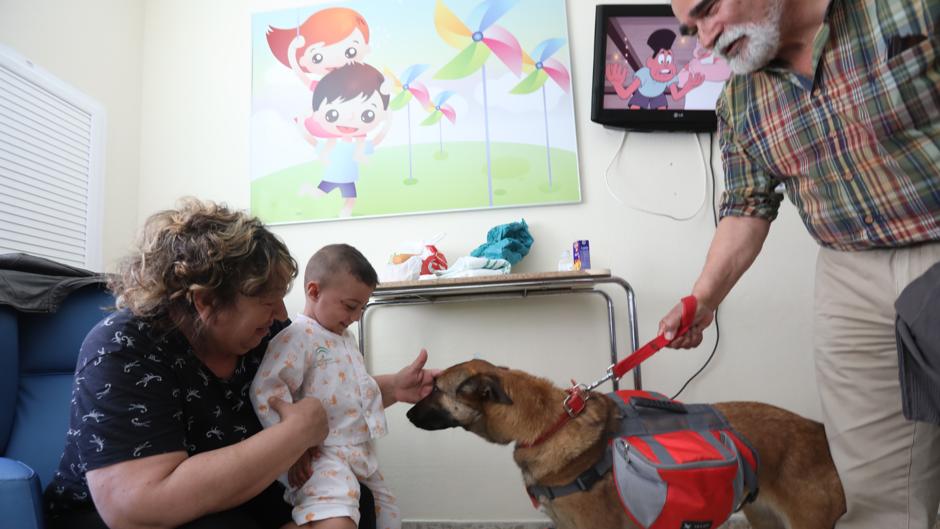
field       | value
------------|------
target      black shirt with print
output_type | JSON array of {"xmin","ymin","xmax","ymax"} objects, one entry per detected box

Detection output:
[{"xmin": 43, "ymin": 309, "xmax": 288, "ymax": 517}]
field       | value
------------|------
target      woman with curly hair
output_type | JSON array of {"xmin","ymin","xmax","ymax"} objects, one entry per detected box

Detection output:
[{"xmin": 42, "ymin": 199, "xmax": 434, "ymax": 529}]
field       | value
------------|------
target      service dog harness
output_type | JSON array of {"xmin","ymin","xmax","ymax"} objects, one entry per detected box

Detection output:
[{"xmin": 523, "ymin": 297, "xmax": 760, "ymax": 529}]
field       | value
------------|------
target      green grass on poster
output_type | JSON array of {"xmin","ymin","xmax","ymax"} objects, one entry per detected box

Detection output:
[{"xmin": 250, "ymin": 141, "xmax": 580, "ymax": 223}]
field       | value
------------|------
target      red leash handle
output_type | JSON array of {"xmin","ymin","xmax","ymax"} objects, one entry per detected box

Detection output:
[
  {"xmin": 675, "ymin": 295, "xmax": 697, "ymax": 338},
  {"xmin": 611, "ymin": 296, "xmax": 698, "ymax": 380},
  {"xmin": 521, "ymin": 296, "xmax": 698, "ymax": 447}
]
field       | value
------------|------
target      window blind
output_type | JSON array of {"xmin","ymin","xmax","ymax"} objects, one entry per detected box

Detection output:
[{"xmin": 0, "ymin": 44, "xmax": 105, "ymax": 270}]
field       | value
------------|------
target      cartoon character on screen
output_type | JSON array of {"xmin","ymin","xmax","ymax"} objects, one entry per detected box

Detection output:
[
  {"xmin": 605, "ymin": 28, "xmax": 704, "ymax": 109},
  {"xmin": 266, "ymin": 7, "xmax": 373, "ymax": 140},
  {"xmin": 297, "ymin": 63, "xmax": 392, "ymax": 218},
  {"xmin": 677, "ymin": 41, "xmax": 732, "ymax": 110}
]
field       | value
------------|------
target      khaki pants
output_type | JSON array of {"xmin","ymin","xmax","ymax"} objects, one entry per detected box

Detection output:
[{"xmin": 815, "ymin": 244, "xmax": 940, "ymax": 529}]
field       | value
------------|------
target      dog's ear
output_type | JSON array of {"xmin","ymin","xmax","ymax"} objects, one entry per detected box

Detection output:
[{"xmin": 457, "ymin": 374, "xmax": 513, "ymax": 405}]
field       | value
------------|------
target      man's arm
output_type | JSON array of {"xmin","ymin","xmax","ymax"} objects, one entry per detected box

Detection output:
[{"xmin": 659, "ymin": 215, "xmax": 771, "ymax": 348}]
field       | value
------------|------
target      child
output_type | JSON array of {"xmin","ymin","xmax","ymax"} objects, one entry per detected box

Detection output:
[
  {"xmin": 296, "ymin": 63, "xmax": 393, "ymax": 217},
  {"xmin": 250, "ymin": 244, "xmax": 401, "ymax": 529}
]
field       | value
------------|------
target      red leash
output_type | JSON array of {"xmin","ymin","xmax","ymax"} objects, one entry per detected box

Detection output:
[
  {"xmin": 518, "ymin": 296, "xmax": 698, "ymax": 449},
  {"xmin": 610, "ymin": 295, "xmax": 698, "ymax": 380}
]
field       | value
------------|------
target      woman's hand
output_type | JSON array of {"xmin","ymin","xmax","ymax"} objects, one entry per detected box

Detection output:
[{"xmin": 268, "ymin": 396, "xmax": 328, "ymax": 446}]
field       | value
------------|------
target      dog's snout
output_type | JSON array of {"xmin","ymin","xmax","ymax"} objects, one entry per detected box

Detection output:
[
  {"xmin": 405, "ymin": 404, "xmax": 427, "ymax": 426},
  {"xmin": 407, "ymin": 398, "xmax": 461, "ymax": 431}
]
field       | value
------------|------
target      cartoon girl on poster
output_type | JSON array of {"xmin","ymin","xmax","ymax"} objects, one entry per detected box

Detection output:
[{"xmin": 266, "ymin": 7, "xmax": 373, "ymax": 139}]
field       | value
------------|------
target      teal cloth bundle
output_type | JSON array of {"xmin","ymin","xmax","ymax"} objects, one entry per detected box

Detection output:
[{"xmin": 470, "ymin": 219, "xmax": 533, "ymax": 265}]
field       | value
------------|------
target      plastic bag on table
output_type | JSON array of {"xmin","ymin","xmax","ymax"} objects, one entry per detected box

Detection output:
[{"xmin": 380, "ymin": 236, "xmax": 448, "ymax": 283}]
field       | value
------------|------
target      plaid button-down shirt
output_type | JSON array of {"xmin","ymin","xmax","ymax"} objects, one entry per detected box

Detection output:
[{"xmin": 717, "ymin": 0, "xmax": 940, "ymax": 250}]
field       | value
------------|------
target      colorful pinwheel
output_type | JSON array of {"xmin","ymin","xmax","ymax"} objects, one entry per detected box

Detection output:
[
  {"xmin": 433, "ymin": 0, "xmax": 522, "ymax": 206},
  {"xmin": 511, "ymin": 37, "xmax": 570, "ymax": 189},
  {"xmin": 420, "ymin": 90, "xmax": 457, "ymax": 158},
  {"xmin": 386, "ymin": 64, "xmax": 431, "ymax": 184},
  {"xmin": 388, "ymin": 64, "xmax": 431, "ymax": 111}
]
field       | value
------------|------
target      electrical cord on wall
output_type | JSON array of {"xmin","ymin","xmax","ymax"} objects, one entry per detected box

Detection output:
[
  {"xmin": 604, "ymin": 130, "xmax": 723, "ymax": 398},
  {"xmin": 603, "ymin": 130, "xmax": 709, "ymax": 221},
  {"xmin": 671, "ymin": 132, "xmax": 721, "ymax": 400}
]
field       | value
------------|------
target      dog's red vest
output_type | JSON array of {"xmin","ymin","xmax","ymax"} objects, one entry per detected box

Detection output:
[
  {"xmin": 527, "ymin": 390, "xmax": 759, "ymax": 529},
  {"xmin": 612, "ymin": 390, "xmax": 759, "ymax": 529}
]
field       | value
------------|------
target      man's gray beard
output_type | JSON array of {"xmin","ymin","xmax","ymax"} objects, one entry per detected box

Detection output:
[{"xmin": 714, "ymin": 0, "xmax": 784, "ymax": 74}]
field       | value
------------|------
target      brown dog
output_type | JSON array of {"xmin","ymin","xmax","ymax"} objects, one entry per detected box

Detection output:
[{"xmin": 407, "ymin": 359, "xmax": 845, "ymax": 529}]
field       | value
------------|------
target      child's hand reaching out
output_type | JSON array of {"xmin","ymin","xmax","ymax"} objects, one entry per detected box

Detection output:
[{"xmin": 391, "ymin": 349, "xmax": 440, "ymax": 405}]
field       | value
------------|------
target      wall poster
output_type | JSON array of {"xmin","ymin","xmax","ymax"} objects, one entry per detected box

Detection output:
[{"xmin": 250, "ymin": 0, "xmax": 580, "ymax": 222}]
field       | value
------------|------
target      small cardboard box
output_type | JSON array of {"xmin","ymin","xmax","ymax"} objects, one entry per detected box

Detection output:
[{"xmin": 572, "ymin": 240, "xmax": 591, "ymax": 270}]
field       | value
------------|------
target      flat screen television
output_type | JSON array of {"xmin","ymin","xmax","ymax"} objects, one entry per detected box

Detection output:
[{"xmin": 591, "ymin": 4, "xmax": 731, "ymax": 132}]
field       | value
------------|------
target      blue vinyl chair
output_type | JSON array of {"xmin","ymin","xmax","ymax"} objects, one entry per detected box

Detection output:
[{"xmin": 0, "ymin": 283, "xmax": 112, "ymax": 529}]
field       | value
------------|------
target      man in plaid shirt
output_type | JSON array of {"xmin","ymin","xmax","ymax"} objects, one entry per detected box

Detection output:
[{"xmin": 658, "ymin": 0, "xmax": 940, "ymax": 527}]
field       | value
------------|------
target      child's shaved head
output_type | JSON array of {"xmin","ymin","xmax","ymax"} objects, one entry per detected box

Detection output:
[{"xmin": 305, "ymin": 243, "xmax": 378, "ymax": 289}]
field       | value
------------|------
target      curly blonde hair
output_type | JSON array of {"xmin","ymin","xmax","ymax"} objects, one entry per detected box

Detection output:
[{"xmin": 110, "ymin": 198, "xmax": 297, "ymax": 329}]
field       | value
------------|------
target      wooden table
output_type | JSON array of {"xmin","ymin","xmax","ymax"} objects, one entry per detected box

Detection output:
[{"xmin": 359, "ymin": 269, "xmax": 641, "ymax": 390}]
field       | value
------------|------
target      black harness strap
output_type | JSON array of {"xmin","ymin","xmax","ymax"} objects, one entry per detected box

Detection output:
[{"xmin": 526, "ymin": 448, "xmax": 613, "ymax": 501}]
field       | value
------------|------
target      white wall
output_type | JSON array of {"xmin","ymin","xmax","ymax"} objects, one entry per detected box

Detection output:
[
  {"xmin": 0, "ymin": 0, "xmax": 145, "ymax": 269},
  {"xmin": 11, "ymin": 0, "xmax": 820, "ymax": 523}
]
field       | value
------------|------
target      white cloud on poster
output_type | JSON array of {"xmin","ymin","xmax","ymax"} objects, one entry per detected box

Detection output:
[{"xmin": 250, "ymin": 110, "xmax": 316, "ymax": 180}]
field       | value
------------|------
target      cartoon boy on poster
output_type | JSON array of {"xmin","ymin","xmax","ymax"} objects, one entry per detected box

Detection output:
[{"xmin": 296, "ymin": 63, "xmax": 392, "ymax": 217}]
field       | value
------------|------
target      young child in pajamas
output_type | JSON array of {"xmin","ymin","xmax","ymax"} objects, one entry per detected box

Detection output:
[{"xmin": 251, "ymin": 244, "xmax": 428, "ymax": 529}]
